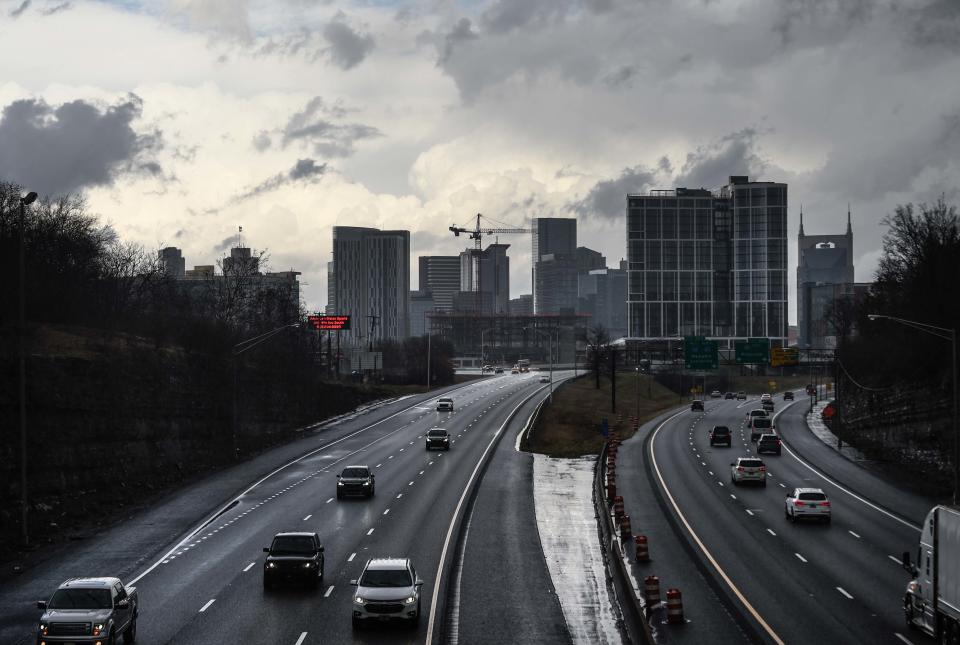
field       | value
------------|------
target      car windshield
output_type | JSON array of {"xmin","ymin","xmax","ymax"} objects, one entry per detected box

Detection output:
[
  {"xmin": 439, "ymin": 398, "xmax": 452, "ymax": 403},
  {"xmin": 799, "ymin": 492, "xmax": 827, "ymax": 501},
  {"xmin": 750, "ymin": 410, "xmax": 766, "ymax": 416},
  {"xmin": 758, "ymin": 435, "xmax": 778, "ymax": 442},
  {"xmin": 271, "ymin": 536, "xmax": 315, "ymax": 555},
  {"xmin": 428, "ymin": 430, "xmax": 447, "ymax": 437},
  {"xmin": 361, "ymin": 568, "xmax": 412, "ymax": 587},
  {"xmin": 712, "ymin": 427, "xmax": 730, "ymax": 434},
  {"xmin": 739, "ymin": 460, "xmax": 763, "ymax": 467},
  {"xmin": 48, "ymin": 588, "xmax": 112, "ymax": 609},
  {"xmin": 342, "ymin": 468, "xmax": 369, "ymax": 478},
  {"xmin": 752, "ymin": 418, "xmax": 772, "ymax": 428}
]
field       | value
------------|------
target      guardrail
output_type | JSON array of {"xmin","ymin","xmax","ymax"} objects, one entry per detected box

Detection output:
[{"xmin": 593, "ymin": 439, "xmax": 656, "ymax": 644}]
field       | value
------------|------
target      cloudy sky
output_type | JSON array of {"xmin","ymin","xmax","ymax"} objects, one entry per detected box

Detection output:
[{"xmin": 1, "ymin": 0, "xmax": 958, "ymax": 323}]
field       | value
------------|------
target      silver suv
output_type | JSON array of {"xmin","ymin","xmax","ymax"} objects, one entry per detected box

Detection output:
[
  {"xmin": 351, "ymin": 558, "xmax": 423, "ymax": 628},
  {"xmin": 730, "ymin": 457, "xmax": 767, "ymax": 486}
]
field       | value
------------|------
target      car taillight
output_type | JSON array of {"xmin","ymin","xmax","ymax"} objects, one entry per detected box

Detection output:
[
  {"xmin": 821, "ymin": 501, "xmax": 830, "ymax": 507},
  {"xmin": 795, "ymin": 501, "xmax": 804, "ymax": 507},
  {"xmin": 759, "ymin": 466, "xmax": 766, "ymax": 471},
  {"xmin": 737, "ymin": 467, "xmax": 744, "ymax": 471}
]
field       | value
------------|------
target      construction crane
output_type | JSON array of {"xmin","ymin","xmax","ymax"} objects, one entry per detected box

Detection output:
[
  {"xmin": 449, "ymin": 213, "xmax": 533, "ymax": 315},
  {"xmin": 449, "ymin": 213, "xmax": 531, "ymax": 250}
]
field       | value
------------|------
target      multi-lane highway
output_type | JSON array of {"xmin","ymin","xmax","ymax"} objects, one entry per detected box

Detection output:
[
  {"xmin": 619, "ymin": 391, "xmax": 935, "ymax": 645},
  {"xmin": 1, "ymin": 372, "xmax": 570, "ymax": 645}
]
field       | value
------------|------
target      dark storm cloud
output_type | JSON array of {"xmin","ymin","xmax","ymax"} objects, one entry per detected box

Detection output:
[
  {"xmin": 439, "ymin": 18, "xmax": 478, "ymax": 64},
  {"xmin": 222, "ymin": 158, "xmax": 327, "ymax": 208},
  {"xmin": 675, "ymin": 129, "xmax": 767, "ymax": 190},
  {"xmin": 323, "ymin": 12, "xmax": 375, "ymax": 70},
  {"xmin": 0, "ymin": 95, "xmax": 163, "ymax": 196},
  {"xmin": 571, "ymin": 165, "xmax": 657, "ymax": 219},
  {"xmin": 10, "ymin": 0, "xmax": 30, "ymax": 17},
  {"xmin": 480, "ymin": 0, "xmax": 570, "ymax": 35},
  {"xmin": 252, "ymin": 96, "xmax": 380, "ymax": 158}
]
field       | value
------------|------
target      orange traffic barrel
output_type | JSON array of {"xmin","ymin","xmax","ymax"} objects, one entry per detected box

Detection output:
[
  {"xmin": 666, "ymin": 588, "xmax": 684, "ymax": 624},
  {"xmin": 635, "ymin": 534, "xmax": 650, "ymax": 562},
  {"xmin": 644, "ymin": 575, "xmax": 661, "ymax": 606}
]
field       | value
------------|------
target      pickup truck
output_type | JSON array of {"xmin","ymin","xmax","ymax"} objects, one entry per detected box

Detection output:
[
  {"xmin": 903, "ymin": 505, "xmax": 960, "ymax": 640},
  {"xmin": 37, "ymin": 577, "xmax": 138, "ymax": 644}
]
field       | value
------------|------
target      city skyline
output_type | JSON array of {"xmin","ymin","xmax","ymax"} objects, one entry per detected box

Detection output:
[{"xmin": 2, "ymin": 1, "xmax": 957, "ymax": 322}]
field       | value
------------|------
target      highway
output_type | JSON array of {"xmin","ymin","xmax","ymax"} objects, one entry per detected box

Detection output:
[
  {"xmin": 619, "ymin": 392, "xmax": 935, "ymax": 645},
  {"xmin": 1, "ymin": 372, "xmax": 570, "ymax": 645}
]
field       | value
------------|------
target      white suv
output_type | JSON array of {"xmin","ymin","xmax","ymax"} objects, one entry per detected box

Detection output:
[
  {"xmin": 351, "ymin": 558, "xmax": 423, "ymax": 628},
  {"xmin": 730, "ymin": 457, "xmax": 767, "ymax": 486},
  {"xmin": 785, "ymin": 488, "xmax": 831, "ymax": 523},
  {"xmin": 436, "ymin": 397, "xmax": 453, "ymax": 412}
]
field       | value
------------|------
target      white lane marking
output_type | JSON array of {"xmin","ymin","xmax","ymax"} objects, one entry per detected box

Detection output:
[
  {"xmin": 836, "ymin": 587, "xmax": 853, "ymax": 599},
  {"xmin": 767, "ymin": 529, "xmax": 776, "ymax": 536},
  {"xmin": 326, "ymin": 498, "xmax": 334, "ymax": 504},
  {"xmin": 303, "ymin": 514, "xmax": 312, "ymax": 521},
  {"xmin": 383, "ymin": 508, "xmax": 390, "ymax": 515},
  {"xmin": 323, "ymin": 586, "xmax": 334, "ymax": 598},
  {"xmin": 409, "ymin": 481, "xmax": 415, "ymax": 486},
  {"xmin": 420, "ymin": 470, "xmax": 425, "ymax": 475},
  {"xmin": 718, "ymin": 482, "xmax": 724, "ymax": 487},
  {"xmin": 746, "ymin": 510, "xmax": 754, "ymax": 516},
  {"xmin": 773, "ymin": 403, "xmax": 921, "ymax": 533},
  {"xmin": 243, "ymin": 562, "xmax": 256, "ymax": 572},
  {"xmin": 778, "ymin": 483, "xmax": 786, "ymax": 488},
  {"xmin": 367, "ymin": 528, "xmax": 375, "ymax": 536},
  {"xmin": 397, "ymin": 493, "xmax": 403, "ymax": 499},
  {"xmin": 730, "ymin": 494, "xmax": 737, "ymax": 500},
  {"xmin": 848, "ymin": 530, "xmax": 861, "ymax": 539},
  {"xmin": 649, "ymin": 409, "xmax": 786, "ymax": 645},
  {"xmin": 426, "ymin": 379, "xmax": 560, "ymax": 643},
  {"xmin": 895, "ymin": 633, "xmax": 915, "ymax": 645},
  {"xmin": 889, "ymin": 555, "xmax": 904, "ymax": 565},
  {"xmin": 376, "ymin": 463, "xmax": 382, "ymax": 468},
  {"xmin": 389, "ymin": 455, "xmax": 395, "ymax": 459},
  {"xmin": 295, "ymin": 632, "xmax": 308, "ymax": 645},
  {"xmin": 795, "ymin": 553, "xmax": 807, "ymax": 563},
  {"xmin": 348, "ymin": 552, "xmax": 356, "ymax": 562},
  {"xmin": 199, "ymin": 599, "xmax": 216, "ymax": 613}
]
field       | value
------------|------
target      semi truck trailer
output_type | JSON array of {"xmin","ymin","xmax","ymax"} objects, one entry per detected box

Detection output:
[{"xmin": 903, "ymin": 505, "xmax": 960, "ymax": 642}]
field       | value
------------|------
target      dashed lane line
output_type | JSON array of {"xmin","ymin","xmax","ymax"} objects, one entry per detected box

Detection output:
[
  {"xmin": 767, "ymin": 529, "xmax": 776, "ymax": 536},
  {"xmin": 199, "ymin": 599, "xmax": 216, "ymax": 613},
  {"xmin": 836, "ymin": 587, "xmax": 853, "ymax": 599},
  {"xmin": 348, "ymin": 553, "xmax": 356, "ymax": 562},
  {"xmin": 303, "ymin": 514, "xmax": 312, "ymax": 521},
  {"xmin": 324, "ymin": 586, "xmax": 334, "ymax": 598},
  {"xmin": 243, "ymin": 562, "xmax": 255, "ymax": 572},
  {"xmin": 848, "ymin": 530, "xmax": 861, "ymax": 539},
  {"xmin": 795, "ymin": 553, "xmax": 807, "ymax": 563},
  {"xmin": 295, "ymin": 632, "xmax": 308, "ymax": 645},
  {"xmin": 367, "ymin": 528, "xmax": 375, "ymax": 536}
]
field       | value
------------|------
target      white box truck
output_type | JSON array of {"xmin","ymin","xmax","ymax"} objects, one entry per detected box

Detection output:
[{"xmin": 903, "ymin": 505, "xmax": 960, "ymax": 640}]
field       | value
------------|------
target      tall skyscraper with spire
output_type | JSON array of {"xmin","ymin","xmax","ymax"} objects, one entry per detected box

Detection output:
[{"xmin": 796, "ymin": 206, "xmax": 855, "ymax": 349}]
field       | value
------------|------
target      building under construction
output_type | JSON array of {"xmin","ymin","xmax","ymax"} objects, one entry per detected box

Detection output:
[{"xmin": 427, "ymin": 312, "xmax": 591, "ymax": 365}]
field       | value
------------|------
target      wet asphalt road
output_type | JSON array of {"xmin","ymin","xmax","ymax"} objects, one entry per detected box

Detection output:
[
  {"xmin": 618, "ymin": 392, "xmax": 936, "ymax": 645},
  {"xmin": 1, "ymin": 373, "xmax": 570, "ymax": 645}
]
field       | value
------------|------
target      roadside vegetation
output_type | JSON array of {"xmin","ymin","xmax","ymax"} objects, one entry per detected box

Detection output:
[{"xmin": 525, "ymin": 373, "xmax": 679, "ymax": 458}]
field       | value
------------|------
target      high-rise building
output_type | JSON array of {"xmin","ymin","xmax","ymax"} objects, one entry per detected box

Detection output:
[
  {"xmin": 575, "ymin": 247, "xmax": 606, "ymax": 273},
  {"xmin": 579, "ymin": 263, "xmax": 628, "ymax": 339},
  {"xmin": 532, "ymin": 218, "xmax": 577, "ymax": 313},
  {"xmin": 418, "ymin": 256, "xmax": 460, "ymax": 312},
  {"xmin": 509, "ymin": 294, "xmax": 533, "ymax": 316},
  {"xmin": 626, "ymin": 176, "xmax": 788, "ymax": 346},
  {"xmin": 159, "ymin": 247, "xmax": 185, "ymax": 278},
  {"xmin": 797, "ymin": 209, "xmax": 856, "ymax": 349},
  {"xmin": 409, "ymin": 290, "xmax": 434, "ymax": 337},
  {"xmin": 458, "ymin": 243, "xmax": 510, "ymax": 314},
  {"xmin": 535, "ymin": 253, "xmax": 579, "ymax": 314},
  {"xmin": 332, "ymin": 226, "xmax": 410, "ymax": 346}
]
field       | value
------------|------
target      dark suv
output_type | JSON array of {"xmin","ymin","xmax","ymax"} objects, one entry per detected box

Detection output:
[
  {"xmin": 691, "ymin": 399, "xmax": 704, "ymax": 411},
  {"xmin": 709, "ymin": 426, "xmax": 731, "ymax": 447},
  {"xmin": 756, "ymin": 433, "xmax": 782, "ymax": 455},
  {"xmin": 426, "ymin": 428, "xmax": 450, "ymax": 451},
  {"xmin": 783, "ymin": 391, "xmax": 794, "ymax": 401},
  {"xmin": 337, "ymin": 466, "xmax": 375, "ymax": 499},
  {"xmin": 263, "ymin": 532, "xmax": 324, "ymax": 589}
]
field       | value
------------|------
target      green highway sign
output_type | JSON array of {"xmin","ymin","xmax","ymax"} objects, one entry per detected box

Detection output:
[
  {"xmin": 735, "ymin": 338, "xmax": 769, "ymax": 364},
  {"xmin": 684, "ymin": 336, "xmax": 719, "ymax": 370}
]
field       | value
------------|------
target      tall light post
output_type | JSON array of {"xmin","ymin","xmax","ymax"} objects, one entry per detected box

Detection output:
[
  {"xmin": 527, "ymin": 327, "xmax": 557, "ymax": 400},
  {"xmin": 233, "ymin": 322, "xmax": 299, "ymax": 459},
  {"xmin": 18, "ymin": 190, "xmax": 37, "ymax": 546},
  {"xmin": 868, "ymin": 313, "xmax": 958, "ymax": 504},
  {"xmin": 480, "ymin": 328, "xmax": 494, "ymax": 371}
]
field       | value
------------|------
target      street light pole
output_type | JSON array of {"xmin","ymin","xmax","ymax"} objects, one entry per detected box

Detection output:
[
  {"xmin": 18, "ymin": 191, "xmax": 37, "ymax": 546},
  {"xmin": 869, "ymin": 313, "xmax": 958, "ymax": 504}
]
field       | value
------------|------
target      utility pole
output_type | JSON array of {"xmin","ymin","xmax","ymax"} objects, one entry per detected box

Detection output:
[
  {"xmin": 611, "ymin": 348, "xmax": 617, "ymax": 413},
  {"xmin": 18, "ymin": 191, "xmax": 37, "ymax": 546}
]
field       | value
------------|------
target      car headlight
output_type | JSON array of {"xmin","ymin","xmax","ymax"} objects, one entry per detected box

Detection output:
[
  {"xmin": 93, "ymin": 623, "xmax": 105, "ymax": 636},
  {"xmin": 404, "ymin": 596, "xmax": 417, "ymax": 605},
  {"xmin": 354, "ymin": 596, "xmax": 365, "ymax": 604},
  {"xmin": 303, "ymin": 562, "xmax": 314, "ymax": 568},
  {"xmin": 266, "ymin": 562, "xmax": 277, "ymax": 568},
  {"xmin": 39, "ymin": 623, "xmax": 48, "ymax": 635},
  {"xmin": 363, "ymin": 481, "xmax": 370, "ymax": 486},
  {"xmin": 337, "ymin": 481, "xmax": 344, "ymax": 486}
]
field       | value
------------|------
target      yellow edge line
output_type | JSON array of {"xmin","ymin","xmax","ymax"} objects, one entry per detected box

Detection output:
[{"xmin": 649, "ymin": 409, "xmax": 786, "ymax": 645}]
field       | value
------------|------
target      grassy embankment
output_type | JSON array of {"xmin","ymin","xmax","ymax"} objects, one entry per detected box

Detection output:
[{"xmin": 525, "ymin": 373, "xmax": 680, "ymax": 458}]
